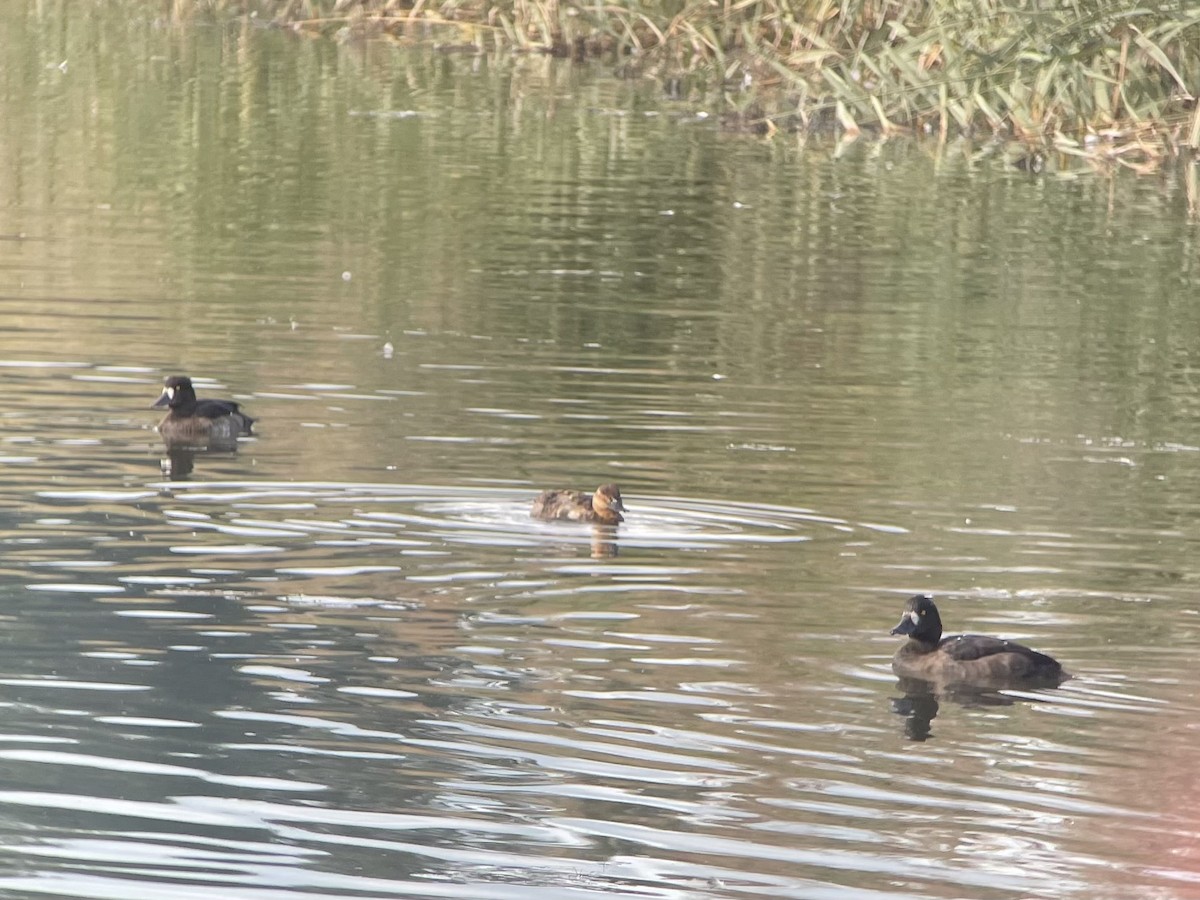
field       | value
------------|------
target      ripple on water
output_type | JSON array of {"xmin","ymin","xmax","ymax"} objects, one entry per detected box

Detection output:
[
  {"xmin": 0, "ymin": 478, "xmax": 1174, "ymax": 899},
  {"xmin": 138, "ymin": 481, "xmax": 886, "ymax": 555},
  {"xmin": 14, "ymin": 480, "xmax": 882, "ymax": 610}
]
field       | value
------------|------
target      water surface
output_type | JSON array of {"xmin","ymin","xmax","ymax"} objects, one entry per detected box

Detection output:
[{"xmin": 0, "ymin": 4, "xmax": 1199, "ymax": 898}]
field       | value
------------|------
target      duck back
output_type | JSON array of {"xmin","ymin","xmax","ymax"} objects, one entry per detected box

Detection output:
[
  {"xmin": 893, "ymin": 634, "xmax": 1065, "ymax": 684},
  {"xmin": 531, "ymin": 490, "xmax": 595, "ymax": 522},
  {"xmin": 937, "ymin": 634, "xmax": 1064, "ymax": 679}
]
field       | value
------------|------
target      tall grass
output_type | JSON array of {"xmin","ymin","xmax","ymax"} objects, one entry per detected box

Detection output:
[{"xmin": 170, "ymin": 0, "xmax": 1200, "ymax": 160}]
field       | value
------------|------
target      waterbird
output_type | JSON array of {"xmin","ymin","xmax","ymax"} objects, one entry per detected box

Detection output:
[
  {"xmin": 152, "ymin": 375, "xmax": 255, "ymax": 449},
  {"xmin": 530, "ymin": 483, "xmax": 625, "ymax": 525},
  {"xmin": 890, "ymin": 594, "xmax": 1066, "ymax": 686}
]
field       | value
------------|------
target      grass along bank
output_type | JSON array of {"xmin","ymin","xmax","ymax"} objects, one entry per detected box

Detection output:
[{"xmin": 175, "ymin": 0, "xmax": 1200, "ymax": 169}]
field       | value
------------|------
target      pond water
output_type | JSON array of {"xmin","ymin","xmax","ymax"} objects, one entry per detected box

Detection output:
[{"xmin": 1, "ymin": 3, "xmax": 1200, "ymax": 898}]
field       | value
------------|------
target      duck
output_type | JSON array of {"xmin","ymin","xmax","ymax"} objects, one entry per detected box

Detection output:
[
  {"xmin": 152, "ymin": 375, "xmax": 254, "ymax": 449},
  {"xmin": 889, "ymin": 594, "xmax": 1066, "ymax": 685},
  {"xmin": 530, "ymin": 483, "xmax": 625, "ymax": 525}
]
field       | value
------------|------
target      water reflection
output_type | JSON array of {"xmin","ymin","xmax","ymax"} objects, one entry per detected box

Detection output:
[
  {"xmin": 590, "ymin": 525, "xmax": 619, "ymax": 559},
  {"xmin": 159, "ymin": 446, "xmax": 247, "ymax": 480},
  {"xmin": 0, "ymin": 351, "xmax": 1185, "ymax": 895},
  {"xmin": 0, "ymin": 459, "xmax": 1189, "ymax": 898},
  {"xmin": 532, "ymin": 520, "xmax": 624, "ymax": 558},
  {"xmin": 5, "ymin": 1, "xmax": 1200, "ymax": 895},
  {"xmin": 890, "ymin": 677, "xmax": 1061, "ymax": 742}
]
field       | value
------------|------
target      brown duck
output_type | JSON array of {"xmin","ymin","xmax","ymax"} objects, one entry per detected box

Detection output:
[{"xmin": 530, "ymin": 483, "xmax": 625, "ymax": 525}]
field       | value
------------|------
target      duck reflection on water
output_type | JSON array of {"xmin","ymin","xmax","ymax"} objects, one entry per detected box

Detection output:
[
  {"xmin": 159, "ymin": 445, "xmax": 248, "ymax": 480},
  {"xmin": 891, "ymin": 677, "xmax": 1043, "ymax": 741},
  {"xmin": 589, "ymin": 525, "xmax": 619, "ymax": 559}
]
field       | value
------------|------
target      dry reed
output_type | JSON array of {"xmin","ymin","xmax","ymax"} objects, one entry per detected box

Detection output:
[{"xmin": 166, "ymin": 0, "xmax": 1200, "ymax": 165}]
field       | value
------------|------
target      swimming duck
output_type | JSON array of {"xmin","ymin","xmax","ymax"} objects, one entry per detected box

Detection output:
[
  {"xmin": 530, "ymin": 483, "xmax": 625, "ymax": 525},
  {"xmin": 890, "ymin": 594, "xmax": 1066, "ymax": 685},
  {"xmin": 152, "ymin": 375, "xmax": 254, "ymax": 449}
]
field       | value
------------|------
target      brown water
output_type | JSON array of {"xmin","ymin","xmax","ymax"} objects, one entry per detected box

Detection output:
[{"xmin": 0, "ymin": 4, "xmax": 1199, "ymax": 899}]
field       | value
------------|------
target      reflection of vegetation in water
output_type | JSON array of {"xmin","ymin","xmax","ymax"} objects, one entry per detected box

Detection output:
[{"xmin": 170, "ymin": 0, "xmax": 1200, "ymax": 163}]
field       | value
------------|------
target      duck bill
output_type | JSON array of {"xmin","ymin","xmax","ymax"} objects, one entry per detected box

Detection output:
[
  {"xmin": 152, "ymin": 389, "xmax": 171, "ymax": 409},
  {"xmin": 890, "ymin": 611, "xmax": 918, "ymax": 636}
]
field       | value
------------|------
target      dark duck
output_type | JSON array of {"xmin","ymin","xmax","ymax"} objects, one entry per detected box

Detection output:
[
  {"xmin": 153, "ymin": 375, "xmax": 255, "ymax": 449},
  {"xmin": 890, "ymin": 594, "xmax": 1066, "ymax": 686},
  {"xmin": 530, "ymin": 483, "xmax": 625, "ymax": 525}
]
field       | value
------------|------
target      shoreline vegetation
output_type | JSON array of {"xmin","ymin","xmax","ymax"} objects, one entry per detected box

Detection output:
[{"xmin": 174, "ymin": 1, "xmax": 1199, "ymax": 171}]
